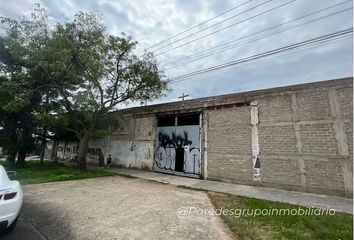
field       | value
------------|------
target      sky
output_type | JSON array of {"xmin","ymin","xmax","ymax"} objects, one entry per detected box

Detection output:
[{"xmin": 0, "ymin": 0, "xmax": 353, "ymax": 106}]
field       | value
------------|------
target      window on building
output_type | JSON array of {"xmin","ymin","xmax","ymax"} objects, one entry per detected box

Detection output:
[
  {"xmin": 157, "ymin": 116, "xmax": 175, "ymax": 127},
  {"xmin": 177, "ymin": 113, "xmax": 200, "ymax": 126},
  {"xmin": 157, "ymin": 113, "xmax": 200, "ymax": 126}
]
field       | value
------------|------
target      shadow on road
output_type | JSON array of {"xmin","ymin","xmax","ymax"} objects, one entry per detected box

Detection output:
[
  {"xmin": 1, "ymin": 219, "xmax": 46, "ymax": 240},
  {"xmin": 3, "ymin": 199, "xmax": 74, "ymax": 240}
]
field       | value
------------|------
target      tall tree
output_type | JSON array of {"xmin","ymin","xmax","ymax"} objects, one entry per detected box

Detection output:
[
  {"xmin": 44, "ymin": 12, "xmax": 168, "ymax": 170},
  {"xmin": 0, "ymin": 4, "xmax": 55, "ymax": 167},
  {"xmin": 0, "ymin": 76, "xmax": 19, "ymax": 163},
  {"xmin": 1, "ymin": 6, "xmax": 167, "ymax": 169}
]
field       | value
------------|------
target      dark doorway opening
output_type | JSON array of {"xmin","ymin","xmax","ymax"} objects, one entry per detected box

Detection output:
[{"xmin": 175, "ymin": 148, "xmax": 184, "ymax": 172}]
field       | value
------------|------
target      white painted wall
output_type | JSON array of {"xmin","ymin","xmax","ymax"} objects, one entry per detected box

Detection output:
[
  {"xmin": 54, "ymin": 138, "xmax": 154, "ymax": 169},
  {"xmin": 52, "ymin": 115, "xmax": 156, "ymax": 170}
]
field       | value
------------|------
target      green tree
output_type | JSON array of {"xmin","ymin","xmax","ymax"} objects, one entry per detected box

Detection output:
[
  {"xmin": 0, "ymin": 76, "xmax": 19, "ymax": 163},
  {"xmin": 47, "ymin": 12, "xmax": 168, "ymax": 170},
  {"xmin": 0, "ymin": 4, "xmax": 57, "ymax": 167},
  {"xmin": 0, "ymin": 5, "xmax": 167, "ymax": 170}
]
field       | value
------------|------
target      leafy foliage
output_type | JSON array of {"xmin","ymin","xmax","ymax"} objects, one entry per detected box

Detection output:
[{"xmin": 0, "ymin": 4, "xmax": 168, "ymax": 169}]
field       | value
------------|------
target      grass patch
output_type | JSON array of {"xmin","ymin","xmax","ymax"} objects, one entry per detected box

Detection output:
[
  {"xmin": 0, "ymin": 160, "xmax": 117, "ymax": 184},
  {"xmin": 208, "ymin": 192, "xmax": 353, "ymax": 240}
]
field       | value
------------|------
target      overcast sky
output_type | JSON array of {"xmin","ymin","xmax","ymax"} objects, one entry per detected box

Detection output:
[{"xmin": 0, "ymin": 0, "xmax": 353, "ymax": 106}]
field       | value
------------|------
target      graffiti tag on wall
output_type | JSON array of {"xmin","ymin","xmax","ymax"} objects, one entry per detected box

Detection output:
[
  {"xmin": 56, "ymin": 143, "xmax": 103, "ymax": 161},
  {"xmin": 154, "ymin": 126, "xmax": 200, "ymax": 175}
]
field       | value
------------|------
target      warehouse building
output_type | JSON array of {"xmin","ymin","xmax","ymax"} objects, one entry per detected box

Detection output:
[{"xmin": 50, "ymin": 77, "xmax": 353, "ymax": 197}]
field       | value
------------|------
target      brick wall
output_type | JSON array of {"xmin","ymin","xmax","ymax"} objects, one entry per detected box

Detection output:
[
  {"xmin": 207, "ymin": 106, "xmax": 254, "ymax": 184},
  {"xmin": 206, "ymin": 80, "xmax": 353, "ymax": 197}
]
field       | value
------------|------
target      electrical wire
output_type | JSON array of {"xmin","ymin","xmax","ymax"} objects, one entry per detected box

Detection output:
[
  {"xmin": 151, "ymin": 0, "xmax": 273, "ymax": 53},
  {"xmin": 164, "ymin": 7, "xmax": 352, "ymax": 69},
  {"xmin": 167, "ymin": 28, "xmax": 353, "ymax": 83},
  {"xmin": 154, "ymin": 0, "xmax": 297, "ymax": 56},
  {"xmin": 146, "ymin": 0, "xmax": 254, "ymax": 50},
  {"xmin": 163, "ymin": 0, "xmax": 352, "ymax": 67}
]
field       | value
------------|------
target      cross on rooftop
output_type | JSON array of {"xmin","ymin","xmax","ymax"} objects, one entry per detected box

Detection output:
[{"xmin": 178, "ymin": 93, "xmax": 189, "ymax": 102}]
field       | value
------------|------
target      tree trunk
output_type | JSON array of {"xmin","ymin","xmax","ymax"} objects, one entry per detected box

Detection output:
[
  {"xmin": 51, "ymin": 140, "xmax": 59, "ymax": 161},
  {"xmin": 40, "ymin": 94, "xmax": 49, "ymax": 165},
  {"xmin": 39, "ymin": 132, "xmax": 47, "ymax": 165},
  {"xmin": 77, "ymin": 131, "xmax": 90, "ymax": 170},
  {"xmin": 16, "ymin": 150, "xmax": 26, "ymax": 168},
  {"xmin": 4, "ymin": 114, "xmax": 18, "ymax": 165}
]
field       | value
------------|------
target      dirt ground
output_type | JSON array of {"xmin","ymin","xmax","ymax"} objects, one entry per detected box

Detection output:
[{"xmin": 18, "ymin": 176, "xmax": 232, "ymax": 240}]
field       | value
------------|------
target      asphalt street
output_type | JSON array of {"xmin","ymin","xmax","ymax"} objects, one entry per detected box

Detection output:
[
  {"xmin": 2, "ymin": 176, "xmax": 232, "ymax": 240},
  {"xmin": 2, "ymin": 219, "xmax": 46, "ymax": 240}
]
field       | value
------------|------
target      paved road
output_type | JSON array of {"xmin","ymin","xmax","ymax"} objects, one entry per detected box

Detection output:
[
  {"xmin": 105, "ymin": 167, "xmax": 353, "ymax": 214},
  {"xmin": 2, "ymin": 219, "xmax": 46, "ymax": 240},
  {"xmin": 11, "ymin": 176, "xmax": 231, "ymax": 240}
]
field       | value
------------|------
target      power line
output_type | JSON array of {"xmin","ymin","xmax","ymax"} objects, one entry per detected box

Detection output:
[
  {"xmin": 170, "ymin": 29, "xmax": 352, "ymax": 82},
  {"xmin": 169, "ymin": 30, "xmax": 352, "ymax": 82},
  {"xmin": 163, "ymin": 0, "xmax": 352, "ymax": 67},
  {"xmin": 171, "ymin": 35, "xmax": 352, "ymax": 84},
  {"xmin": 169, "ymin": 36, "xmax": 351, "ymax": 83},
  {"xmin": 146, "ymin": 0, "xmax": 254, "ymax": 50},
  {"xmin": 164, "ymin": 7, "xmax": 352, "ymax": 69},
  {"xmin": 168, "ymin": 28, "xmax": 353, "ymax": 83},
  {"xmin": 154, "ymin": 0, "xmax": 297, "ymax": 56},
  {"xmin": 151, "ymin": 0, "xmax": 273, "ymax": 53}
]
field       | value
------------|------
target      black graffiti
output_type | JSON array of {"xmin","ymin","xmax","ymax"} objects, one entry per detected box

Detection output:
[
  {"xmin": 154, "ymin": 146, "xmax": 201, "ymax": 174},
  {"xmin": 154, "ymin": 131, "xmax": 193, "ymax": 171},
  {"xmin": 154, "ymin": 128, "xmax": 201, "ymax": 174},
  {"xmin": 254, "ymin": 157, "xmax": 260, "ymax": 168},
  {"xmin": 158, "ymin": 131, "xmax": 192, "ymax": 148}
]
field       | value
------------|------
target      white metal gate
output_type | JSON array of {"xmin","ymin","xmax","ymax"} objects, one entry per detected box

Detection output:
[{"xmin": 154, "ymin": 125, "xmax": 200, "ymax": 176}]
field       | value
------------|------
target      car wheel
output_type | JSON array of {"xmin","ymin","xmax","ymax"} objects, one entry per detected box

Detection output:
[{"xmin": 2, "ymin": 216, "xmax": 18, "ymax": 234}]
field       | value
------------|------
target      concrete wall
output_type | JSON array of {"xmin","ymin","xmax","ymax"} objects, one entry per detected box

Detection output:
[
  {"xmin": 57, "ymin": 140, "xmax": 78, "ymax": 161},
  {"xmin": 98, "ymin": 115, "xmax": 156, "ymax": 169},
  {"xmin": 54, "ymin": 115, "xmax": 156, "ymax": 170},
  {"xmin": 206, "ymin": 80, "xmax": 353, "ymax": 197}
]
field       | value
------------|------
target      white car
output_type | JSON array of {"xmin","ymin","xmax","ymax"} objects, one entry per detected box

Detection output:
[{"xmin": 0, "ymin": 165, "xmax": 23, "ymax": 234}]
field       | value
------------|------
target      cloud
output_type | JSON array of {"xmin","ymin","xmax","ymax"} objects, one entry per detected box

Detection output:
[{"xmin": 0, "ymin": 0, "xmax": 352, "ymax": 106}]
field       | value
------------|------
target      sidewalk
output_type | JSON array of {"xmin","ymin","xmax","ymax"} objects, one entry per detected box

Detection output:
[{"xmin": 94, "ymin": 166, "xmax": 353, "ymax": 214}]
